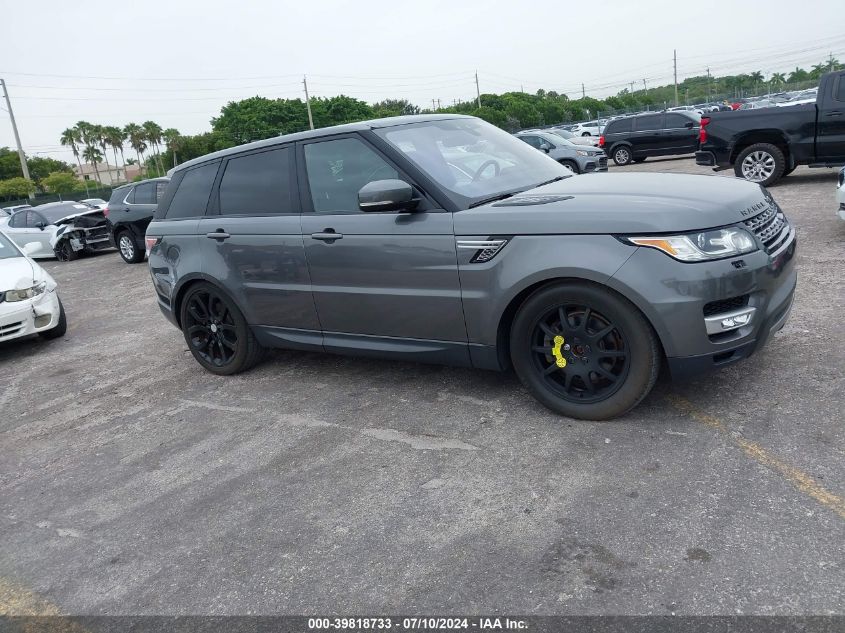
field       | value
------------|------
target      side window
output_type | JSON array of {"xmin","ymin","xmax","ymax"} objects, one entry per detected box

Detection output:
[
  {"xmin": 520, "ymin": 135, "xmax": 542, "ymax": 149},
  {"xmin": 165, "ymin": 161, "xmax": 220, "ymax": 219},
  {"xmin": 126, "ymin": 187, "xmax": 136, "ymax": 204},
  {"xmin": 304, "ymin": 137, "xmax": 398, "ymax": 214},
  {"xmin": 9, "ymin": 212, "xmax": 23, "ymax": 228},
  {"xmin": 665, "ymin": 113, "xmax": 693, "ymax": 128},
  {"xmin": 607, "ymin": 118, "xmax": 633, "ymax": 134},
  {"xmin": 25, "ymin": 211, "xmax": 42, "ymax": 228},
  {"xmin": 133, "ymin": 182, "xmax": 155, "ymax": 204},
  {"xmin": 219, "ymin": 147, "xmax": 294, "ymax": 215},
  {"xmin": 155, "ymin": 181, "xmax": 168, "ymax": 202},
  {"xmin": 636, "ymin": 115, "xmax": 664, "ymax": 131},
  {"xmin": 835, "ymin": 76, "xmax": 845, "ymax": 102}
]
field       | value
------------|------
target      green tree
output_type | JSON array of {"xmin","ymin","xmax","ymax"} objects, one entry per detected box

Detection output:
[
  {"xmin": 142, "ymin": 121, "xmax": 165, "ymax": 174},
  {"xmin": 372, "ymin": 99, "xmax": 420, "ymax": 118},
  {"xmin": 103, "ymin": 126, "xmax": 126, "ymax": 177},
  {"xmin": 124, "ymin": 123, "xmax": 148, "ymax": 176},
  {"xmin": 0, "ymin": 177, "xmax": 37, "ymax": 201},
  {"xmin": 76, "ymin": 121, "xmax": 103, "ymax": 184},
  {"xmin": 162, "ymin": 127, "xmax": 181, "ymax": 169},
  {"xmin": 59, "ymin": 127, "xmax": 89, "ymax": 195},
  {"xmin": 42, "ymin": 171, "xmax": 81, "ymax": 194},
  {"xmin": 788, "ymin": 67, "xmax": 810, "ymax": 83}
]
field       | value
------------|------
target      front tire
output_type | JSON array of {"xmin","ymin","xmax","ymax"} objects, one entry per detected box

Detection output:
[
  {"xmin": 509, "ymin": 282, "xmax": 660, "ymax": 420},
  {"xmin": 734, "ymin": 143, "xmax": 785, "ymax": 186},
  {"xmin": 39, "ymin": 298, "xmax": 67, "ymax": 339},
  {"xmin": 612, "ymin": 146, "xmax": 633, "ymax": 166},
  {"xmin": 117, "ymin": 230, "xmax": 144, "ymax": 264},
  {"xmin": 561, "ymin": 160, "xmax": 580, "ymax": 174},
  {"xmin": 180, "ymin": 282, "xmax": 263, "ymax": 375},
  {"xmin": 55, "ymin": 240, "xmax": 79, "ymax": 262}
]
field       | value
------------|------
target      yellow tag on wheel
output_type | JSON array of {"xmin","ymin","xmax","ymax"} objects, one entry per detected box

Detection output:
[{"xmin": 551, "ymin": 335, "xmax": 567, "ymax": 368}]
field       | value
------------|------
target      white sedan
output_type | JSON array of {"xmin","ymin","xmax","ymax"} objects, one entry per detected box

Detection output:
[
  {"xmin": 837, "ymin": 166, "xmax": 844, "ymax": 222},
  {"xmin": 0, "ymin": 201, "xmax": 111, "ymax": 260},
  {"xmin": 0, "ymin": 231, "xmax": 66, "ymax": 343}
]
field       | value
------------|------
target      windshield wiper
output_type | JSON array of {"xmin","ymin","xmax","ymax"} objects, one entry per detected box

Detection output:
[
  {"xmin": 532, "ymin": 175, "xmax": 570, "ymax": 188},
  {"xmin": 468, "ymin": 190, "xmax": 522, "ymax": 208}
]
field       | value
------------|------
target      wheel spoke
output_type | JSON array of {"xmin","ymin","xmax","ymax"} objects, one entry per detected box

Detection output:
[
  {"xmin": 595, "ymin": 366, "xmax": 618, "ymax": 383},
  {"xmin": 188, "ymin": 301, "xmax": 207, "ymax": 324},
  {"xmin": 558, "ymin": 306, "xmax": 568, "ymax": 330},
  {"xmin": 542, "ymin": 363, "xmax": 559, "ymax": 376},
  {"xmin": 532, "ymin": 346, "xmax": 550, "ymax": 354},
  {"xmin": 539, "ymin": 322, "xmax": 557, "ymax": 338},
  {"xmin": 590, "ymin": 324, "xmax": 614, "ymax": 341},
  {"xmin": 597, "ymin": 349, "xmax": 625, "ymax": 358},
  {"xmin": 187, "ymin": 325, "xmax": 207, "ymax": 337},
  {"xmin": 581, "ymin": 372, "xmax": 596, "ymax": 394},
  {"xmin": 579, "ymin": 307, "xmax": 591, "ymax": 332}
]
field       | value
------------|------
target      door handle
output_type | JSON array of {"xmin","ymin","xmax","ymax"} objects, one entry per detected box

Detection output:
[
  {"xmin": 825, "ymin": 110, "xmax": 843, "ymax": 116},
  {"xmin": 311, "ymin": 230, "xmax": 343, "ymax": 242},
  {"xmin": 206, "ymin": 230, "xmax": 231, "ymax": 240}
]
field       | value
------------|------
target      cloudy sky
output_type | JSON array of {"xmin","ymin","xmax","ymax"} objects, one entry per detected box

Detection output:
[{"xmin": 2, "ymin": 0, "xmax": 843, "ymax": 162}]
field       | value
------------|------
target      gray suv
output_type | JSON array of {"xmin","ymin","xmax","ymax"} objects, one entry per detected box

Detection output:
[
  {"xmin": 146, "ymin": 114, "xmax": 797, "ymax": 420},
  {"xmin": 516, "ymin": 130, "xmax": 607, "ymax": 174}
]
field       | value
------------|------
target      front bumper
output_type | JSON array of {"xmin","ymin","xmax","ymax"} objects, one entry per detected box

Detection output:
[
  {"xmin": 577, "ymin": 154, "xmax": 608, "ymax": 173},
  {"xmin": 0, "ymin": 289, "xmax": 61, "ymax": 342},
  {"xmin": 609, "ymin": 231, "xmax": 798, "ymax": 380}
]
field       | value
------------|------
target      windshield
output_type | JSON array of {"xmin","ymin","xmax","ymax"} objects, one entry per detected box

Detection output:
[
  {"xmin": 0, "ymin": 231, "xmax": 22, "ymax": 259},
  {"xmin": 375, "ymin": 118, "xmax": 568, "ymax": 207},
  {"xmin": 550, "ymin": 128, "xmax": 574, "ymax": 140}
]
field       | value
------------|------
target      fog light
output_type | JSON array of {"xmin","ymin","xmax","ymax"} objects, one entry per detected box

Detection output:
[
  {"xmin": 705, "ymin": 307, "xmax": 756, "ymax": 335},
  {"xmin": 34, "ymin": 314, "xmax": 52, "ymax": 328}
]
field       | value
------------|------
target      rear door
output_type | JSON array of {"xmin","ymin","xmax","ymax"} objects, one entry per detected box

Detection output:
[
  {"xmin": 197, "ymin": 145, "xmax": 320, "ymax": 341},
  {"xmin": 631, "ymin": 114, "xmax": 665, "ymax": 156},
  {"xmin": 662, "ymin": 113, "xmax": 699, "ymax": 154},
  {"xmin": 817, "ymin": 73, "xmax": 845, "ymax": 162},
  {"xmin": 297, "ymin": 134, "xmax": 467, "ymax": 363}
]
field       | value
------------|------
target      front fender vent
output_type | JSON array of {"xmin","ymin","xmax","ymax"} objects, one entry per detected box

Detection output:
[{"xmin": 457, "ymin": 238, "xmax": 509, "ymax": 263}]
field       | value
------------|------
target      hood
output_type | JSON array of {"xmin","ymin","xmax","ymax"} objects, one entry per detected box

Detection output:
[
  {"xmin": 54, "ymin": 208, "xmax": 105, "ymax": 225},
  {"xmin": 454, "ymin": 172, "xmax": 769, "ymax": 235},
  {"xmin": 0, "ymin": 256, "xmax": 36, "ymax": 291}
]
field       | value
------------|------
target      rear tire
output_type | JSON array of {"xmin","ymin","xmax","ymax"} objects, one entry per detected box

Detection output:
[
  {"xmin": 509, "ymin": 282, "xmax": 660, "ymax": 420},
  {"xmin": 39, "ymin": 298, "xmax": 67, "ymax": 339},
  {"xmin": 561, "ymin": 160, "xmax": 580, "ymax": 174},
  {"xmin": 734, "ymin": 143, "xmax": 785, "ymax": 186},
  {"xmin": 117, "ymin": 230, "xmax": 144, "ymax": 264},
  {"xmin": 612, "ymin": 145, "xmax": 633, "ymax": 166},
  {"xmin": 180, "ymin": 282, "xmax": 263, "ymax": 375}
]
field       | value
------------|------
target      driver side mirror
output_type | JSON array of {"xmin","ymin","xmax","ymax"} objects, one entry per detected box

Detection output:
[
  {"xmin": 358, "ymin": 179, "xmax": 418, "ymax": 213},
  {"xmin": 539, "ymin": 142, "xmax": 552, "ymax": 152},
  {"xmin": 685, "ymin": 121, "xmax": 695, "ymax": 128},
  {"xmin": 35, "ymin": 221, "xmax": 46, "ymax": 230}
]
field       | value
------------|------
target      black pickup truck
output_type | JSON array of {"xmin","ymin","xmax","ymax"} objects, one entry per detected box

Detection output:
[{"xmin": 696, "ymin": 69, "xmax": 845, "ymax": 186}]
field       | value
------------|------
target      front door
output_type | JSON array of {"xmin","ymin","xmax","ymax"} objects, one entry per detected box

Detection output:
[
  {"xmin": 817, "ymin": 73, "xmax": 845, "ymax": 162},
  {"xmin": 662, "ymin": 113, "xmax": 700, "ymax": 154},
  {"xmin": 297, "ymin": 134, "xmax": 468, "ymax": 364},
  {"xmin": 631, "ymin": 113, "xmax": 665, "ymax": 156}
]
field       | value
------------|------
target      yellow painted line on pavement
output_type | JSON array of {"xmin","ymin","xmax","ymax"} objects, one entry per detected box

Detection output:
[{"xmin": 667, "ymin": 395, "xmax": 845, "ymax": 520}]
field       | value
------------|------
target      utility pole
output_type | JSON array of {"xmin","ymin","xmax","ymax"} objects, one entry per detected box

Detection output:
[
  {"xmin": 673, "ymin": 49, "xmax": 679, "ymax": 106},
  {"xmin": 642, "ymin": 78, "xmax": 647, "ymax": 92},
  {"xmin": 432, "ymin": 99, "xmax": 437, "ymax": 111},
  {"xmin": 475, "ymin": 71, "xmax": 481, "ymax": 108},
  {"xmin": 706, "ymin": 67, "xmax": 712, "ymax": 102},
  {"xmin": 437, "ymin": 98, "xmax": 441, "ymax": 110},
  {"xmin": 629, "ymin": 81, "xmax": 635, "ymax": 94},
  {"xmin": 830, "ymin": 52, "xmax": 835, "ymax": 73},
  {"xmin": 581, "ymin": 83, "xmax": 585, "ymax": 99},
  {"xmin": 0, "ymin": 78, "xmax": 33, "ymax": 198},
  {"xmin": 303, "ymin": 75, "xmax": 314, "ymax": 130}
]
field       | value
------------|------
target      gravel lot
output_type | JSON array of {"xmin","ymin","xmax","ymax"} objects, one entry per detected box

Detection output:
[{"xmin": 1, "ymin": 158, "xmax": 843, "ymax": 616}]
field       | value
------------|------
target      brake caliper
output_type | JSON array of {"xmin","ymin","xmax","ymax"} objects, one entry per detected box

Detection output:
[{"xmin": 551, "ymin": 335, "xmax": 567, "ymax": 368}]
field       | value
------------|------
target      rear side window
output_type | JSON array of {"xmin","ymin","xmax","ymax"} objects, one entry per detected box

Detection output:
[
  {"xmin": 109, "ymin": 188, "xmax": 127, "ymax": 204},
  {"xmin": 520, "ymin": 135, "xmax": 542, "ymax": 149},
  {"xmin": 218, "ymin": 147, "xmax": 294, "ymax": 215},
  {"xmin": 133, "ymin": 182, "xmax": 156, "ymax": 204},
  {"xmin": 636, "ymin": 114, "xmax": 664, "ymax": 131},
  {"xmin": 155, "ymin": 181, "xmax": 168, "ymax": 201},
  {"xmin": 607, "ymin": 118, "xmax": 633, "ymax": 134},
  {"xmin": 165, "ymin": 162, "xmax": 220, "ymax": 219},
  {"xmin": 835, "ymin": 77, "xmax": 845, "ymax": 102}
]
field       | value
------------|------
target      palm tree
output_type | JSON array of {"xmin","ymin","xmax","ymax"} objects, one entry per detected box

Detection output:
[
  {"xmin": 124, "ymin": 123, "xmax": 148, "ymax": 176},
  {"xmin": 142, "ymin": 121, "xmax": 165, "ymax": 174},
  {"xmin": 770, "ymin": 72, "xmax": 786, "ymax": 86},
  {"xmin": 162, "ymin": 128, "xmax": 181, "ymax": 168},
  {"xmin": 788, "ymin": 67, "xmax": 809, "ymax": 84},
  {"xmin": 92, "ymin": 124, "xmax": 113, "ymax": 183},
  {"xmin": 81, "ymin": 145, "xmax": 103, "ymax": 185},
  {"xmin": 103, "ymin": 126, "xmax": 126, "ymax": 181},
  {"xmin": 59, "ymin": 127, "xmax": 89, "ymax": 195},
  {"xmin": 810, "ymin": 63, "xmax": 827, "ymax": 79},
  {"xmin": 75, "ymin": 121, "xmax": 103, "ymax": 185}
]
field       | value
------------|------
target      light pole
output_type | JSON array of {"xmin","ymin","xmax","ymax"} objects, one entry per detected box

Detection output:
[{"xmin": 1, "ymin": 78, "xmax": 33, "ymax": 199}]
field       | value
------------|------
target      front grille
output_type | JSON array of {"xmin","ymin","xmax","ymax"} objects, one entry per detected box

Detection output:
[
  {"xmin": 0, "ymin": 321, "xmax": 24, "ymax": 339},
  {"xmin": 598, "ymin": 157, "xmax": 608, "ymax": 169},
  {"xmin": 743, "ymin": 203, "xmax": 791, "ymax": 254},
  {"xmin": 703, "ymin": 294, "xmax": 749, "ymax": 317},
  {"xmin": 585, "ymin": 162, "xmax": 596, "ymax": 171}
]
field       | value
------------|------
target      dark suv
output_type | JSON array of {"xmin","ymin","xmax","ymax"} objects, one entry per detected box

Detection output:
[
  {"xmin": 600, "ymin": 111, "xmax": 700, "ymax": 166},
  {"xmin": 106, "ymin": 177, "xmax": 169, "ymax": 263},
  {"xmin": 146, "ymin": 114, "xmax": 796, "ymax": 420}
]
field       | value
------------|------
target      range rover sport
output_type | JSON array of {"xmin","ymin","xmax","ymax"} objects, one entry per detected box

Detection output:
[{"xmin": 146, "ymin": 115, "xmax": 797, "ymax": 420}]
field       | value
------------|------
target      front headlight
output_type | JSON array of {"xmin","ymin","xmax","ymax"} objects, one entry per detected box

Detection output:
[
  {"xmin": 576, "ymin": 150, "xmax": 589, "ymax": 156},
  {"xmin": 5, "ymin": 281, "xmax": 47, "ymax": 302},
  {"xmin": 625, "ymin": 227, "xmax": 758, "ymax": 261}
]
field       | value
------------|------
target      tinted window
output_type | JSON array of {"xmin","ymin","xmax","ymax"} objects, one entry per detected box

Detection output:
[
  {"xmin": 108, "ymin": 188, "xmax": 127, "ymax": 204},
  {"xmin": 304, "ymin": 138, "xmax": 398, "ymax": 214},
  {"xmin": 165, "ymin": 162, "xmax": 220, "ymax": 219},
  {"xmin": 219, "ymin": 147, "xmax": 294, "ymax": 215},
  {"xmin": 835, "ymin": 77, "xmax": 845, "ymax": 102},
  {"xmin": 25, "ymin": 211, "xmax": 41, "ymax": 228},
  {"xmin": 665, "ymin": 113, "xmax": 694, "ymax": 128},
  {"xmin": 8, "ymin": 211, "xmax": 24, "ymax": 228},
  {"xmin": 636, "ymin": 114, "xmax": 664, "ymax": 131},
  {"xmin": 133, "ymin": 182, "xmax": 156, "ymax": 204},
  {"xmin": 155, "ymin": 181, "xmax": 168, "ymax": 201},
  {"xmin": 519, "ymin": 135, "xmax": 542, "ymax": 149},
  {"xmin": 607, "ymin": 118, "xmax": 633, "ymax": 134}
]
